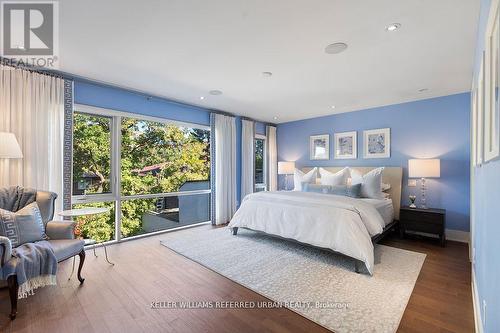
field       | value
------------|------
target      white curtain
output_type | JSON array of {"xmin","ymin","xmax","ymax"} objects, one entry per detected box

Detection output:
[
  {"xmin": 0, "ymin": 64, "xmax": 65, "ymax": 212},
  {"xmin": 241, "ymin": 119, "xmax": 255, "ymax": 200},
  {"xmin": 266, "ymin": 125, "xmax": 278, "ymax": 191},
  {"xmin": 213, "ymin": 113, "xmax": 237, "ymax": 225}
]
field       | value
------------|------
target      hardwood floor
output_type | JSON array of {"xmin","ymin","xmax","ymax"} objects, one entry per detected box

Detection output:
[{"xmin": 0, "ymin": 226, "xmax": 474, "ymax": 333}]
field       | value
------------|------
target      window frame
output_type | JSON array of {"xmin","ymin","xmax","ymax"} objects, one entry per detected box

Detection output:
[
  {"xmin": 72, "ymin": 104, "xmax": 211, "ymax": 242},
  {"xmin": 254, "ymin": 134, "xmax": 267, "ymax": 192}
]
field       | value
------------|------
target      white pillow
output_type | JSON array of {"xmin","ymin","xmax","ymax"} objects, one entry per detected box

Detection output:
[
  {"xmin": 319, "ymin": 167, "xmax": 350, "ymax": 186},
  {"xmin": 293, "ymin": 168, "xmax": 318, "ymax": 191},
  {"xmin": 349, "ymin": 167, "xmax": 385, "ymax": 199}
]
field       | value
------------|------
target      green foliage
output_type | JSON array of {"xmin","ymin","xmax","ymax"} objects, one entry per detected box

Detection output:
[{"xmin": 72, "ymin": 114, "xmax": 210, "ymax": 242}]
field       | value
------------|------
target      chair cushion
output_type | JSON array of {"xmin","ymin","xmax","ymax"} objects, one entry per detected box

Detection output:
[
  {"xmin": 0, "ymin": 202, "xmax": 47, "ymax": 247},
  {"xmin": 47, "ymin": 239, "xmax": 84, "ymax": 262}
]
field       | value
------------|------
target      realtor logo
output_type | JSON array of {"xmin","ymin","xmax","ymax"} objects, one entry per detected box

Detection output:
[{"xmin": 1, "ymin": 1, "xmax": 59, "ymax": 68}]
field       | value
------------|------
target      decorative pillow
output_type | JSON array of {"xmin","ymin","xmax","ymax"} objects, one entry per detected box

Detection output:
[
  {"xmin": 302, "ymin": 183, "xmax": 362, "ymax": 198},
  {"xmin": 0, "ymin": 202, "xmax": 47, "ymax": 247},
  {"xmin": 302, "ymin": 183, "xmax": 331, "ymax": 194},
  {"xmin": 293, "ymin": 168, "xmax": 317, "ymax": 191},
  {"xmin": 349, "ymin": 167, "xmax": 385, "ymax": 199},
  {"xmin": 319, "ymin": 167, "xmax": 350, "ymax": 186},
  {"xmin": 330, "ymin": 184, "xmax": 362, "ymax": 198},
  {"xmin": 382, "ymin": 183, "xmax": 391, "ymax": 192}
]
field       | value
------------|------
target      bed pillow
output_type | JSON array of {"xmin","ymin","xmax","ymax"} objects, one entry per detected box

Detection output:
[
  {"xmin": 349, "ymin": 167, "xmax": 385, "ymax": 199},
  {"xmin": 293, "ymin": 168, "xmax": 317, "ymax": 191},
  {"xmin": 319, "ymin": 167, "xmax": 350, "ymax": 186},
  {"xmin": 0, "ymin": 202, "xmax": 47, "ymax": 247}
]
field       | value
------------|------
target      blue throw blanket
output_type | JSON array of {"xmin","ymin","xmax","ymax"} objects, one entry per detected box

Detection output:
[{"xmin": 1, "ymin": 241, "xmax": 57, "ymax": 298}]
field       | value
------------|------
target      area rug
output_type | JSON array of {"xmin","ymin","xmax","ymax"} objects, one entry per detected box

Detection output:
[{"xmin": 160, "ymin": 227, "xmax": 425, "ymax": 333}]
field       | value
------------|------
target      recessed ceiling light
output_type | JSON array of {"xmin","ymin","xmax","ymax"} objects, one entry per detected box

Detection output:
[
  {"xmin": 418, "ymin": 88, "xmax": 429, "ymax": 92},
  {"xmin": 325, "ymin": 42, "xmax": 348, "ymax": 54},
  {"xmin": 200, "ymin": 96, "xmax": 205, "ymax": 100},
  {"xmin": 273, "ymin": 116, "xmax": 278, "ymax": 120},
  {"xmin": 331, "ymin": 105, "xmax": 336, "ymax": 109},
  {"xmin": 385, "ymin": 23, "xmax": 401, "ymax": 32},
  {"xmin": 209, "ymin": 90, "xmax": 222, "ymax": 96},
  {"xmin": 262, "ymin": 71, "xmax": 273, "ymax": 77}
]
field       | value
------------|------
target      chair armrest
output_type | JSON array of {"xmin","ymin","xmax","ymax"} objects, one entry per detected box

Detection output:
[
  {"xmin": 0, "ymin": 236, "xmax": 12, "ymax": 267},
  {"xmin": 46, "ymin": 221, "xmax": 76, "ymax": 240}
]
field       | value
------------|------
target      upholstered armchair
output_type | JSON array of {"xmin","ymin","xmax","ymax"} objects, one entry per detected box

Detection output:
[{"xmin": 0, "ymin": 187, "xmax": 85, "ymax": 319}]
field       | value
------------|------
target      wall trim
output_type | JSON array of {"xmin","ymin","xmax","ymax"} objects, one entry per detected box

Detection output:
[
  {"xmin": 472, "ymin": 267, "xmax": 484, "ymax": 333},
  {"xmin": 446, "ymin": 229, "xmax": 470, "ymax": 243}
]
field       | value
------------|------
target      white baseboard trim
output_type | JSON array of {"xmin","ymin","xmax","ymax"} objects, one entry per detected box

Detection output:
[
  {"xmin": 472, "ymin": 267, "xmax": 484, "ymax": 333},
  {"xmin": 446, "ymin": 229, "xmax": 470, "ymax": 243}
]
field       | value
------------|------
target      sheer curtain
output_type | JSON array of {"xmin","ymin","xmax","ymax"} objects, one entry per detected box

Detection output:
[
  {"xmin": 0, "ymin": 64, "xmax": 65, "ymax": 212},
  {"xmin": 266, "ymin": 125, "xmax": 278, "ymax": 191},
  {"xmin": 211, "ymin": 113, "xmax": 237, "ymax": 225},
  {"xmin": 240, "ymin": 119, "xmax": 255, "ymax": 200}
]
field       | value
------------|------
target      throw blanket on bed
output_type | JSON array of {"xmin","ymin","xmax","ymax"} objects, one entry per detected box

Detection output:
[
  {"xmin": 1, "ymin": 241, "xmax": 57, "ymax": 298},
  {"xmin": 228, "ymin": 191, "xmax": 387, "ymax": 275}
]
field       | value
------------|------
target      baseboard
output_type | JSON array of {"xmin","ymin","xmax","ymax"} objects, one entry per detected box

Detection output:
[
  {"xmin": 405, "ymin": 229, "xmax": 469, "ymax": 243},
  {"xmin": 446, "ymin": 229, "xmax": 470, "ymax": 243},
  {"xmin": 472, "ymin": 267, "xmax": 484, "ymax": 333}
]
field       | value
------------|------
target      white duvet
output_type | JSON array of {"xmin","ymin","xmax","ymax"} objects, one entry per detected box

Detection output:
[{"xmin": 228, "ymin": 191, "xmax": 387, "ymax": 274}]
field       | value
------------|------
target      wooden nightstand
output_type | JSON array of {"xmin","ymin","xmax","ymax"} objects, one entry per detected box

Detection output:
[{"xmin": 399, "ymin": 206, "xmax": 446, "ymax": 246}]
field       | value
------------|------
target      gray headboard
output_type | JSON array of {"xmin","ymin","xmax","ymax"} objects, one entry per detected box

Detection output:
[{"xmin": 302, "ymin": 167, "xmax": 403, "ymax": 220}]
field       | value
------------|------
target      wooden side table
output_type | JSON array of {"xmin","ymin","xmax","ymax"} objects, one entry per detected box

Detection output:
[{"xmin": 399, "ymin": 206, "xmax": 446, "ymax": 246}]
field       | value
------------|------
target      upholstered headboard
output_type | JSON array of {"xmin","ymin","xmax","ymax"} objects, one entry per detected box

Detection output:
[{"xmin": 302, "ymin": 167, "xmax": 403, "ymax": 220}]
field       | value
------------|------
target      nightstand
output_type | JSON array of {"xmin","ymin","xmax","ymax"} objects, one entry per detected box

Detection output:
[{"xmin": 399, "ymin": 206, "xmax": 446, "ymax": 246}]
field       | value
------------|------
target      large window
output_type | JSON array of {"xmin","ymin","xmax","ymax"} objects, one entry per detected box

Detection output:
[
  {"xmin": 72, "ymin": 106, "xmax": 211, "ymax": 243},
  {"xmin": 255, "ymin": 135, "xmax": 266, "ymax": 192}
]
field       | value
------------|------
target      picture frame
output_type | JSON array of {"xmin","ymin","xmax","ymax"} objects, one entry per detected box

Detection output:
[
  {"xmin": 334, "ymin": 131, "xmax": 357, "ymax": 159},
  {"xmin": 363, "ymin": 128, "xmax": 390, "ymax": 159},
  {"xmin": 484, "ymin": 0, "xmax": 500, "ymax": 162},
  {"xmin": 310, "ymin": 134, "xmax": 329, "ymax": 160},
  {"xmin": 471, "ymin": 74, "xmax": 478, "ymax": 166},
  {"xmin": 477, "ymin": 52, "xmax": 485, "ymax": 166}
]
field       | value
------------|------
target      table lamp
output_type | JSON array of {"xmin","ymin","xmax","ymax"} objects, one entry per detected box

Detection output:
[
  {"xmin": 278, "ymin": 161, "xmax": 295, "ymax": 191},
  {"xmin": 408, "ymin": 159, "xmax": 440, "ymax": 209}
]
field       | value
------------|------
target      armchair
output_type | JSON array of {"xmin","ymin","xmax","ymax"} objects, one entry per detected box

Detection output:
[{"xmin": 0, "ymin": 186, "xmax": 85, "ymax": 319}]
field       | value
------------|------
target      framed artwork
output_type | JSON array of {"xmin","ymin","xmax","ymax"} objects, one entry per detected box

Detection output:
[
  {"xmin": 476, "ymin": 53, "xmax": 485, "ymax": 166},
  {"xmin": 472, "ymin": 74, "xmax": 478, "ymax": 166},
  {"xmin": 484, "ymin": 0, "xmax": 500, "ymax": 162},
  {"xmin": 334, "ymin": 131, "xmax": 357, "ymax": 159},
  {"xmin": 310, "ymin": 134, "xmax": 329, "ymax": 160},
  {"xmin": 363, "ymin": 128, "xmax": 390, "ymax": 159}
]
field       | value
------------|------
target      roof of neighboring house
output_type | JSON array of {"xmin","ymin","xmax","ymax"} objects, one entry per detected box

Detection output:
[{"xmin": 132, "ymin": 163, "xmax": 167, "ymax": 175}]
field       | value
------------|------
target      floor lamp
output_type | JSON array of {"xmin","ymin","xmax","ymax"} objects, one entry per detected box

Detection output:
[
  {"xmin": 278, "ymin": 161, "xmax": 295, "ymax": 191},
  {"xmin": 0, "ymin": 132, "xmax": 23, "ymax": 185}
]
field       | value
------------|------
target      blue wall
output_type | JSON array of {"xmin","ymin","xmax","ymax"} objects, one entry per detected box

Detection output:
[
  {"xmin": 74, "ymin": 80, "xmax": 266, "ymax": 207},
  {"xmin": 277, "ymin": 93, "xmax": 470, "ymax": 232},
  {"xmin": 472, "ymin": 0, "xmax": 500, "ymax": 332}
]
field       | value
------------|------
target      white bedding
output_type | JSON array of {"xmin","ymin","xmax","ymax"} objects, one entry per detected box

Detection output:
[
  {"xmin": 360, "ymin": 198, "xmax": 394, "ymax": 226},
  {"xmin": 228, "ymin": 191, "xmax": 387, "ymax": 274}
]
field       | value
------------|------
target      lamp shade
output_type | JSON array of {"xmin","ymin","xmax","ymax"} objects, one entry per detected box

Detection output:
[
  {"xmin": 278, "ymin": 161, "xmax": 295, "ymax": 175},
  {"xmin": 0, "ymin": 132, "xmax": 23, "ymax": 158},
  {"xmin": 408, "ymin": 159, "xmax": 440, "ymax": 178}
]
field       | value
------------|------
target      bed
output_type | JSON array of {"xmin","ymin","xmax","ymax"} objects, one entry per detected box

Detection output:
[{"xmin": 228, "ymin": 167, "xmax": 403, "ymax": 275}]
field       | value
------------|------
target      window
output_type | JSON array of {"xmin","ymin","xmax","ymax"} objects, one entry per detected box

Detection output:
[
  {"xmin": 255, "ymin": 135, "xmax": 266, "ymax": 192},
  {"xmin": 72, "ymin": 113, "xmax": 113, "ymax": 195},
  {"xmin": 72, "ymin": 106, "xmax": 211, "ymax": 243}
]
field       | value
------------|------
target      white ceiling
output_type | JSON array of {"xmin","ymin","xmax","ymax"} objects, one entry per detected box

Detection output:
[{"xmin": 59, "ymin": 0, "xmax": 479, "ymax": 123}]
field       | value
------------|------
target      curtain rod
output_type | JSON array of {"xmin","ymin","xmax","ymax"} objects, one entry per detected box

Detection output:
[{"xmin": 0, "ymin": 57, "xmax": 65, "ymax": 79}]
